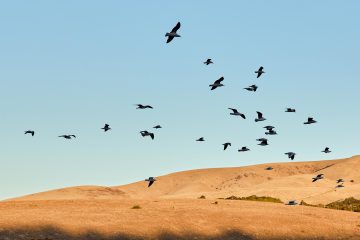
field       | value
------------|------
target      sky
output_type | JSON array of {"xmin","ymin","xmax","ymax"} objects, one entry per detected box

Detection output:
[{"xmin": 0, "ymin": 1, "xmax": 359, "ymax": 200}]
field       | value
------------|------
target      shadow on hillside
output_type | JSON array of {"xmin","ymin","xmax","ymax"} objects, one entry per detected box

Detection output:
[{"xmin": 0, "ymin": 226, "xmax": 254, "ymax": 240}]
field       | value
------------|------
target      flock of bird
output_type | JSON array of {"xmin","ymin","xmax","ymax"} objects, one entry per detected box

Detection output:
[{"xmin": 23, "ymin": 22, "xmax": 346, "ymax": 189}]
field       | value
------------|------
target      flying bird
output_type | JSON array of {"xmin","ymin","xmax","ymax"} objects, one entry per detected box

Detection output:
[
  {"xmin": 135, "ymin": 104, "xmax": 153, "ymax": 109},
  {"xmin": 285, "ymin": 108, "xmax": 296, "ymax": 113},
  {"xmin": 101, "ymin": 124, "xmax": 111, "ymax": 132},
  {"xmin": 145, "ymin": 177, "xmax": 157, "ymax": 187},
  {"xmin": 336, "ymin": 183, "xmax": 344, "ymax": 188},
  {"xmin": 153, "ymin": 125, "xmax": 162, "ymax": 129},
  {"xmin": 322, "ymin": 147, "xmax": 331, "ymax": 153},
  {"xmin": 285, "ymin": 152, "xmax": 296, "ymax": 160},
  {"xmin": 312, "ymin": 174, "xmax": 324, "ymax": 182},
  {"xmin": 140, "ymin": 131, "xmax": 154, "ymax": 140},
  {"xmin": 58, "ymin": 135, "xmax": 76, "ymax": 139},
  {"xmin": 265, "ymin": 129, "xmax": 277, "ymax": 135},
  {"xmin": 223, "ymin": 142, "xmax": 231, "ymax": 150},
  {"xmin": 255, "ymin": 66, "xmax": 265, "ymax": 78},
  {"xmin": 265, "ymin": 166, "xmax": 273, "ymax": 170},
  {"xmin": 238, "ymin": 146, "xmax": 250, "ymax": 152},
  {"xmin": 304, "ymin": 117, "xmax": 317, "ymax": 124},
  {"xmin": 196, "ymin": 137, "xmax": 205, "ymax": 142},
  {"xmin": 228, "ymin": 108, "xmax": 246, "ymax": 119},
  {"xmin": 263, "ymin": 126, "xmax": 275, "ymax": 131},
  {"xmin": 258, "ymin": 139, "xmax": 268, "ymax": 146},
  {"xmin": 256, "ymin": 138, "xmax": 267, "ymax": 142},
  {"xmin": 24, "ymin": 130, "xmax": 35, "ymax": 136},
  {"xmin": 165, "ymin": 22, "xmax": 181, "ymax": 43},
  {"xmin": 209, "ymin": 77, "xmax": 225, "ymax": 90},
  {"xmin": 204, "ymin": 59, "xmax": 213, "ymax": 65},
  {"xmin": 336, "ymin": 179, "xmax": 344, "ymax": 184},
  {"xmin": 255, "ymin": 111, "xmax": 266, "ymax": 122},
  {"xmin": 244, "ymin": 84, "xmax": 258, "ymax": 92}
]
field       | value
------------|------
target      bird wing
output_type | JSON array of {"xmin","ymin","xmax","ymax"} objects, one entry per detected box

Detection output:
[
  {"xmin": 105, "ymin": 124, "xmax": 109, "ymax": 128},
  {"xmin": 240, "ymin": 113, "xmax": 246, "ymax": 119},
  {"xmin": 58, "ymin": 135, "xmax": 65, "ymax": 138},
  {"xmin": 228, "ymin": 108, "xmax": 238, "ymax": 113},
  {"xmin": 308, "ymin": 117, "xmax": 313, "ymax": 121},
  {"xmin": 31, "ymin": 131, "xmax": 34, "ymax": 136},
  {"xmin": 259, "ymin": 66, "xmax": 263, "ymax": 71},
  {"xmin": 256, "ymin": 111, "xmax": 263, "ymax": 118},
  {"xmin": 166, "ymin": 36, "xmax": 175, "ymax": 43},
  {"xmin": 210, "ymin": 85, "xmax": 217, "ymax": 90},
  {"xmin": 150, "ymin": 133, "xmax": 154, "ymax": 140},
  {"xmin": 325, "ymin": 147, "xmax": 329, "ymax": 151},
  {"xmin": 148, "ymin": 181, "xmax": 154, "ymax": 187},
  {"xmin": 171, "ymin": 22, "xmax": 181, "ymax": 33},
  {"xmin": 214, "ymin": 77, "xmax": 224, "ymax": 84},
  {"xmin": 70, "ymin": 135, "xmax": 76, "ymax": 138}
]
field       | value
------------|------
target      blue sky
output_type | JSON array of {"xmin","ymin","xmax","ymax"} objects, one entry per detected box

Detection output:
[{"xmin": 0, "ymin": 1, "xmax": 359, "ymax": 200}]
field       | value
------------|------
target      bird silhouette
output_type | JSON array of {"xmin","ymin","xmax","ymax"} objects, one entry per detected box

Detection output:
[
  {"xmin": 24, "ymin": 130, "xmax": 35, "ymax": 136},
  {"xmin": 165, "ymin": 22, "xmax": 181, "ymax": 43},
  {"xmin": 238, "ymin": 146, "xmax": 250, "ymax": 152},
  {"xmin": 312, "ymin": 174, "xmax": 324, "ymax": 182},
  {"xmin": 196, "ymin": 137, "xmax": 205, "ymax": 142},
  {"xmin": 228, "ymin": 108, "xmax": 246, "ymax": 119},
  {"xmin": 285, "ymin": 152, "xmax": 296, "ymax": 160},
  {"xmin": 265, "ymin": 129, "xmax": 277, "ymax": 135},
  {"xmin": 257, "ymin": 138, "xmax": 268, "ymax": 146},
  {"xmin": 285, "ymin": 108, "xmax": 296, "ymax": 112},
  {"xmin": 322, "ymin": 147, "xmax": 331, "ymax": 153},
  {"xmin": 135, "ymin": 104, "xmax": 153, "ymax": 109},
  {"xmin": 255, "ymin": 66, "xmax": 265, "ymax": 78},
  {"xmin": 304, "ymin": 117, "xmax": 317, "ymax": 124},
  {"xmin": 209, "ymin": 77, "xmax": 225, "ymax": 90},
  {"xmin": 255, "ymin": 111, "xmax": 266, "ymax": 122},
  {"xmin": 58, "ymin": 135, "xmax": 76, "ymax": 139},
  {"xmin": 153, "ymin": 125, "xmax": 162, "ymax": 129},
  {"xmin": 336, "ymin": 179, "xmax": 344, "ymax": 184},
  {"xmin": 265, "ymin": 166, "xmax": 273, "ymax": 170},
  {"xmin": 223, "ymin": 142, "xmax": 231, "ymax": 150},
  {"xmin": 244, "ymin": 84, "xmax": 258, "ymax": 92},
  {"xmin": 263, "ymin": 126, "xmax": 275, "ymax": 131},
  {"xmin": 145, "ymin": 177, "xmax": 157, "ymax": 187},
  {"xmin": 204, "ymin": 59, "xmax": 213, "ymax": 65},
  {"xmin": 101, "ymin": 124, "xmax": 111, "ymax": 132},
  {"xmin": 140, "ymin": 131, "xmax": 154, "ymax": 140}
]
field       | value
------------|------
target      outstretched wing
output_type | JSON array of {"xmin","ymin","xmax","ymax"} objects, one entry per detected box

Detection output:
[
  {"xmin": 214, "ymin": 77, "xmax": 224, "ymax": 85},
  {"xmin": 256, "ymin": 111, "xmax": 263, "ymax": 118},
  {"xmin": 166, "ymin": 36, "xmax": 174, "ymax": 43},
  {"xmin": 171, "ymin": 22, "xmax": 181, "ymax": 33},
  {"xmin": 148, "ymin": 180, "xmax": 154, "ymax": 187},
  {"xmin": 228, "ymin": 108, "xmax": 237, "ymax": 113},
  {"xmin": 150, "ymin": 133, "xmax": 154, "ymax": 140}
]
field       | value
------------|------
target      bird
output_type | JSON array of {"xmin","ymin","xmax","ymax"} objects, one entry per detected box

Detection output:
[
  {"xmin": 223, "ymin": 142, "xmax": 231, "ymax": 150},
  {"xmin": 238, "ymin": 146, "xmax": 250, "ymax": 152},
  {"xmin": 285, "ymin": 108, "xmax": 296, "ymax": 112},
  {"xmin": 196, "ymin": 137, "xmax": 205, "ymax": 142},
  {"xmin": 140, "ymin": 131, "xmax": 154, "ymax": 140},
  {"xmin": 58, "ymin": 135, "xmax": 76, "ymax": 139},
  {"xmin": 336, "ymin": 179, "xmax": 344, "ymax": 184},
  {"xmin": 255, "ymin": 111, "xmax": 266, "ymax": 122},
  {"xmin": 285, "ymin": 152, "xmax": 296, "ymax": 160},
  {"xmin": 263, "ymin": 126, "xmax": 275, "ymax": 131},
  {"xmin": 265, "ymin": 129, "xmax": 277, "ymax": 135},
  {"xmin": 286, "ymin": 200, "xmax": 298, "ymax": 205},
  {"xmin": 209, "ymin": 77, "xmax": 225, "ymax": 90},
  {"xmin": 228, "ymin": 108, "xmax": 246, "ymax": 119},
  {"xmin": 165, "ymin": 22, "xmax": 181, "ymax": 43},
  {"xmin": 336, "ymin": 183, "xmax": 344, "ymax": 188},
  {"xmin": 153, "ymin": 125, "xmax": 162, "ymax": 129},
  {"xmin": 265, "ymin": 166, "xmax": 273, "ymax": 170},
  {"xmin": 258, "ymin": 139, "xmax": 268, "ymax": 146},
  {"xmin": 204, "ymin": 59, "xmax": 213, "ymax": 65},
  {"xmin": 135, "ymin": 104, "xmax": 153, "ymax": 109},
  {"xmin": 24, "ymin": 130, "xmax": 35, "ymax": 136},
  {"xmin": 145, "ymin": 177, "xmax": 156, "ymax": 187},
  {"xmin": 256, "ymin": 138, "xmax": 267, "ymax": 142},
  {"xmin": 322, "ymin": 147, "xmax": 331, "ymax": 153},
  {"xmin": 101, "ymin": 124, "xmax": 111, "ymax": 132},
  {"xmin": 312, "ymin": 174, "xmax": 324, "ymax": 182},
  {"xmin": 304, "ymin": 117, "xmax": 317, "ymax": 124},
  {"xmin": 244, "ymin": 84, "xmax": 258, "ymax": 92},
  {"xmin": 255, "ymin": 66, "xmax": 265, "ymax": 78}
]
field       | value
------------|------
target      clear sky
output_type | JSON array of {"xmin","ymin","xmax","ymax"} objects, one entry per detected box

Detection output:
[{"xmin": 0, "ymin": 1, "xmax": 359, "ymax": 200}]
